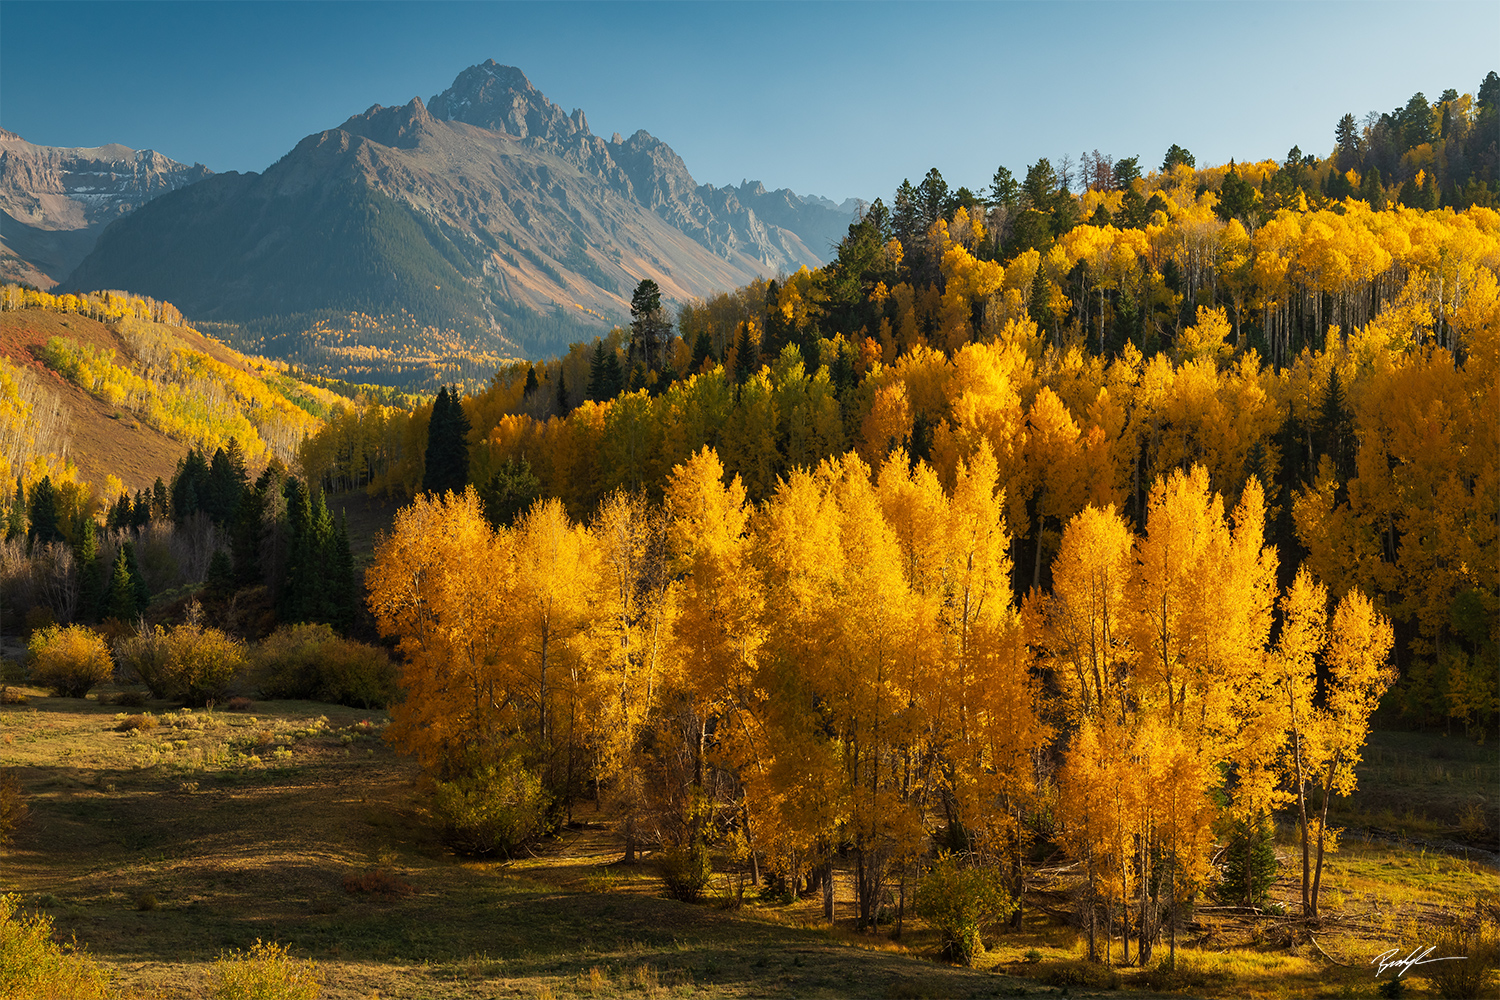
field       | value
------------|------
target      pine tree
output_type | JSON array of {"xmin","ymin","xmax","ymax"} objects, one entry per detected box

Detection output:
[
  {"xmin": 1216, "ymin": 813, "xmax": 1279, "ymax": 907},
  {"xmin": 588, "ymin": 341, "xmax": 610, "ymax": 402},
  {"xmin": 151, "ymin": 478, "xmax": 169, "ymax": 521},
  {"xmin": 171, "ymin": 449, "xmax": 211, "ymax": 525},
  {"xmin": 278, "ymin": 476, "xmax": 314, "ymax": 623},
  {"xmin": 329, "ymin": 510, "xmax": 357, "ymax": 633},
  {"xmin": 555, "ymin": 370, "xmax": 570, "ymax": 417},
  {"xmin": 5, "ymin": 476, "xmax": 25, "ymax": 542},
  {"xmin": 104, "ymin": 547, "xmax": 141, "ymax": 623},
  {"xmin": 75, "ymin": 519, "xmax": 104, "ymax": 623},
  {"xmin": 27, "ymin": 476, "xmax": 61, "ymax": 547},
  {"xmin": 204, "ymin": 549, "xmax": 236, "ymax": 603},
  {"xmin": 523, "ymin": 365, "xmax": 539, "ymax": 397},
  {"xmin": 690, "ymin": 328, "xmax": 714, "ymax": 372},
  {"xmin": 422, "ymin": 386, "xmax": 471, "ymax": 496},
  {"xmin": 732, "ymin": 323, "xmax": 757, "ymax": 387},
  {"xmin": 231, "ymin": 476, "xmax": 267, "ymax": 586}
]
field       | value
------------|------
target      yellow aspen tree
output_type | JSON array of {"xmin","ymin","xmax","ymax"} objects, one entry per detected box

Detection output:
[
  {"xmin": 1035, "ymin": 504, "xmax": 1136, "ymax": 725},
  {"xmin": 590, "ymin": 488, "xmax": 677, "ymax": 860},
  {"xmin": 664, "ymin": 447, "xmax": 764, "ymax": 857},
  {"xmin": 1308, "ymin": 587, "xmax": 1396, "ymax": 916},
  {"xmin": 368, "ymin": 487, "xmax": 509, "ymax": 776},
  {"xmin": 1274, "ymin": 566, "xmax": 1327, "ymax": 918},
  {"xmin": 510, "ymin": 496, "xmax": 599, "ymax": 802}
]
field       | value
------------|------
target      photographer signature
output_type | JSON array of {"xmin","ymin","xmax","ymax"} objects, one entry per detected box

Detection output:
[{"xmin": 1372, "ymin": 946, "xmax": 1466, "ymax": 979}]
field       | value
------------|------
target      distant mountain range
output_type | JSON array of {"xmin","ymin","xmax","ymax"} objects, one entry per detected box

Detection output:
[
  {"xmin": 51, "ymin": 62, "xmax": 860, "ymax": 375},
  {"xmin": 0, "ymin": 129, "xmax": 210, "ymax": 288}
]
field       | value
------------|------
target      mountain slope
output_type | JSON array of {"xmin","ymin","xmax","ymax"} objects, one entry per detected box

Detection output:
[
  {"xmin": 63, "ymin": 63, "xmax": 858, "ymax": 379},
  {"xmin": 0, "ymin": 129, "xmax": 211, "ymax": 288}
]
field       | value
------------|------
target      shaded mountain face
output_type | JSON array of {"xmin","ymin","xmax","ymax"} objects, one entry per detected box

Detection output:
[
  {"xmin": 63, "ymin": 62, "xmax": 858, "ymax": 375},
  {"xmin": 0, "ymin": 129, "xmax": 211, "ymax": 287}
]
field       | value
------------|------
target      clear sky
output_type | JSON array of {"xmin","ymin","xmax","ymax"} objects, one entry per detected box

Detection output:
[{"xmin": 2, "ymin": 1, "xmax": 1495, "ymax": 205}]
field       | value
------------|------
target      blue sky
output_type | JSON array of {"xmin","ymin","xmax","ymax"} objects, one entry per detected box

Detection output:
[{"xmin": 2, "ymin": 1, "xmax": 1495, "ymax": 204}]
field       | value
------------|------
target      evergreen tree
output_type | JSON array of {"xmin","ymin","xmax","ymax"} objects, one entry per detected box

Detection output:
[
  {"xmin": 27, "ymin": 476, "xmax": 61, "ymax": 547},
  {"xmin": 206, "ymin": 444, "xmax": 248, "ymax": 525},
  {"xmin": 422, "ymin": 385, "xmax": 471, "ymax": 496},
  {"xmin": 1218, "ymin": 160, "xmax": 1257, "ymax": 221},
  {"xmin": 480, "ymin": 459, "xmax": 542, "ymax": 528},
  {"xmin": 171, "ymin": 449, "xmax": 211, "ymax": 525},
  {"xmin": 278, "ymin": 476, "xmax": 314, "ymax": 623},
  {"xmin": 1117, "ymin": 185, "xmax": 1148, "ymax": 228},
  {"xmin": 1360, "ymin": 166, "xmax": 1386, "ymax": 210},
  {"xmin": 1088, "ymin": 203, "xmax": 1113, "ymax": 226},
  {"xmin": 104, "ymin": 547, "xmax": 141, "ymax": 623},
  {"xmin": 891, "ymin": 178, "xmax": 920, "ymax": 259},
  {"xmin": 1112, "ymin": 155, "xmax": 1142, "ymax": 189},
  {"xmin": 1215, "ymin": 813, "xmax": 1279, "ymax": 907},
  {"xmin": 1335, "ymin": 113, "xmax": 1361, "ymax": 171},
  {"xmin": 588, "ymin": 341, "xmax": 610, "ymax": 402},
  {"xmin": 555, "ymin": 370, "xmax": 570, "ymax": 417},
  {"xmin": 75, "ymin": 519, "xmax": 104, "ymax": 624},
  {"xmin": 132, "ymin": 490, "xmax": 151, "ymax": 529},
  {"xmin": 629, "ymin": 279, "xmax": 669, "ymax": 372},
  {"xmin": 1316, "ymin": 368, "xmax": 1355, "ymax": 483},
  {"xmin": 151, "ymin": 478, "xmax": 169, "ymax": 521},
  {"xmin": 204, "ymin": 549, "xmax": 235, "ymax": 603},
  {"xmin": 1162, "ymin": 143, "xmax": 1196, "ymax": 171},
  {"xmin": 231, "ymin": 475, "xmax": 267, "ymax": 587},
  {"xmin": 329, "ymin": 510, "xmax": 357, "ymax": 633},
  {"xmin": 732, "ymin": 322, "xmax": 758, "ymax": 386},
  {"xmin": 124, "ymin": 540, "xmax": 150, "ymax": 612},
  {"xmin": 107, "ymin": 493, "xmax": 132, "ymax": 532},
  {"xmin": 523, "ymin": 366, "xmax": 539, "ymax": 397},
  {"xmin": 690, "ymin": 328, "xmax": 714, "ymax": 372},
  {"xmin": 988, "ymin": 164, "xmax": 1019, "ymax": 208},
  {"xmin": 5, "ymin": 476, "xmax": 25, "ymax": 542}
]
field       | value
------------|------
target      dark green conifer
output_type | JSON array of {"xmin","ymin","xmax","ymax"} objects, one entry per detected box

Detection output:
[
  {"xmin": 104, "ymin": 547, "xmax": 141, "ymax": 622},
  {"xmin": 27, "ymin": 476, "xmax": 62, "ymax": 547},
  {"xmin": 204, "ymin": 549, "xmax": 235, "ymax": 603},
  {"xmin": 1215, "ymin": 813, "xmax": 1278, "ymax": 907},
  {"xmin": 690, "ymin": 328, "xmax": 714, "ymax": 372},
  {"xmin": 732, "ymin": 323, "xmax": 757, "ymax": 386},
  {"xmin": 75, "ymin": 519, "xmax": 104, "ymax": 623},
  {"xmin": 5, "ymin": 476, "xmax": 25, "ymax": 542}
]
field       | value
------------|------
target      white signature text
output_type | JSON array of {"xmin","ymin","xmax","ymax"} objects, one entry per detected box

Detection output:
[{"xmin": 1372, "ymin": 946, "xmax": 1466, "ymax": 979}]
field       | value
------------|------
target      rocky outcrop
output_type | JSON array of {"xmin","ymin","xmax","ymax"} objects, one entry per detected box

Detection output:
[{"xmin": 0, "ymin": 132, "xmax": 211, "ymax": 286}]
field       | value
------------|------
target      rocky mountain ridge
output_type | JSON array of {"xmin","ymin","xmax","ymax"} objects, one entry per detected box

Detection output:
[
  {"xmin": 0, "ymin": 131, "xmax": 211, "ymax": 287},
  {"xmin": 60, "ymin": 62, "xmax": 861, "ymax": 375}
]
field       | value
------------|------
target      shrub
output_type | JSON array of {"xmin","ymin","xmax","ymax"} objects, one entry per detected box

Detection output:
[
  {"xmin": 27, "ymin": 625, "xmax": 113, "ymax": 697},
  {"xmin": 431, "ymin": 756, "xmax": 550, "ymax": 857},
  {"xmin": 114, "ymin": 622, "xmax": 172, "ymax": 698},
  {"xmin": 114, "ymin": 620, "xmax": 246, "ymax": 705},
  {"xmin": 0, "ymin": 893, "xmax": 117, "ymax": 999},
  {"xmin": 0, "ymin": 771, "xmax": 25, "ymax": 847},
  {"xmin": 212, "ymin": 939, "xmax": 322, "ymax": 1000},
  {"xmin": 918, "ymin": 852, "xmax": 1015, "ymax": 965},
  {"xmin": 110, "ymin": 690, "xmax": 147, "ymax": 708},
  {"xmin": 118, "ymin": 713, "xmax": 156, "ymax": 732},
  {"xmin": 659, "ymin": 844, "xmax": 712, "ymax": 903},
  {"xmin": 1039, "ymin": 959, "xmax": 1122, "ymax": 990},
  {"xmin": 1429, "ymin": 916, "xmax": 1500, "ymax": 999},
  {"xmin": 254, "ymin": 623, "xmax": 397, "ymax": 709},
  {"xmin": 226, "ymin": 696, "xmax": 253, "ymax": 712}
]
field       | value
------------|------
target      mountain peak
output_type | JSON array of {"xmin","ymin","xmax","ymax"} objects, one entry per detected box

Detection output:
[
  {"xmin": 336, "ymin": 96, "xmax": 435, "ymax": 150},
  {"xmin": 427, "ymin": 60, "xmax": 585, "ymax": 142}
]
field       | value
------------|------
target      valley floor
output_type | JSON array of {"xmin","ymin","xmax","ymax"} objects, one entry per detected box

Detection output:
[{"xmin": 0, "ymin": 684, "xmax": 1495, "ymax": 1000}]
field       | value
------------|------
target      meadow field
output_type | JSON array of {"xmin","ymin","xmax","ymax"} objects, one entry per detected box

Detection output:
[{"xmin": 1, "ymin": 677, "xmax": 1495, "ymax": 1000}]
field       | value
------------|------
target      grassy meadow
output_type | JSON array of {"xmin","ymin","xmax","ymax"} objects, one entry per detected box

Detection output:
[{"xmin": 1, "ymin": 672, "xmax": 1496, "ymax": 1000}]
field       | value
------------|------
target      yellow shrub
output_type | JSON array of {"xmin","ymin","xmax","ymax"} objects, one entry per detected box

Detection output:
[
  {"xmin": 0, "ymin": 893, "xmax": 118, "ymax": 999},
  {"xmin": 212, "ymin": 939, "xmax": 321, "ymax": 1000},
  {"xmin": 27, "ymin": 625, "xmax": 112, "ymax": 698}
]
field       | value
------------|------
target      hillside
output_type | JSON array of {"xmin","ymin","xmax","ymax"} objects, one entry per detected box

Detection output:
[
  {"xmin": 0, "ymin": 129, "xmax": 211, "ymax": 288},
  {"xmin": 0, "ymin": 287, "xmax": 346, "ymax": 494},
  {"xmin": 62, "ymin": 63, "xmax": 857, "ymax": 382}
]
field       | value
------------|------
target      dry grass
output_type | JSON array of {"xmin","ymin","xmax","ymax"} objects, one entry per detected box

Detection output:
[{"xmin": 2, "ymin": 688, "xmax": 1495, "ymax": 999}]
